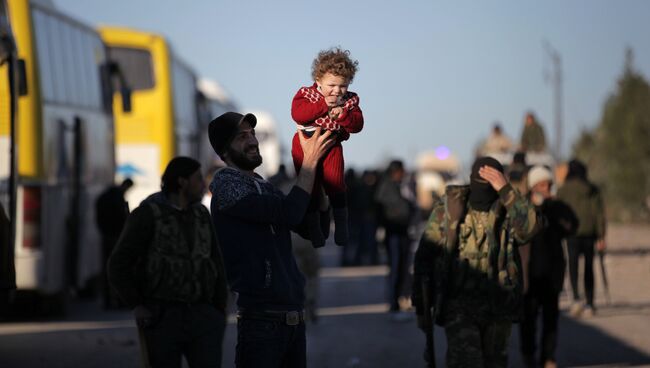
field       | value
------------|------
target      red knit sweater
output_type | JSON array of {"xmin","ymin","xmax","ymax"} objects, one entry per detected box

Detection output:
[{"xmin": 291, "ymin": 83, "xmax": 364, "ymax": 141}]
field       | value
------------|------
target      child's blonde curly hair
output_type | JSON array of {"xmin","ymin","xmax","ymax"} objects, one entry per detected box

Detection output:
[{"xmin": 311, "ymin": 47, "xmax": 359, "ymax": 83}]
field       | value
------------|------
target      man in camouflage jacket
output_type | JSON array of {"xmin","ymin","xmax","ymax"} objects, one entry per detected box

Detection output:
[
  {"xmin": 108, "ymin": 157, "xmax": 229, "ymax": 368},
  {"xmin": 413, "ymin": 157, "xmax": 539, "ymax": 368}
]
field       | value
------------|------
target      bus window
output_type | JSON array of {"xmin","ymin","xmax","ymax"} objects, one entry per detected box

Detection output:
[
  {"xmin": 32, "ymin": 7, "xmax": 104, "ymax": 109},
  {"xmin": 31, "ymin": 9, "xmax": 55, "ymax": 100},
  {"xmin": 107, "ymin": 47, "xmax": 155, "ymax": 91}
]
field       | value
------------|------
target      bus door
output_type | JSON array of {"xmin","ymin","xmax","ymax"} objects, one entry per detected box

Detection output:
[
  {"xmin": 55, "ymin": 116, "xmax": 83, "ymax": 292},
  {"xmin": 0, "ymin": 0, "xmax": 19, "ymax": 306}
]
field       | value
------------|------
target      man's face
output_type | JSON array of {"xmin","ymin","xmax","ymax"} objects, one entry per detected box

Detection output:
[
  {"xmin": 226, "ymin": 121, "xmax": 262, "ymax": 170},
  {"xmin": 531, "ymin": 180, "xmax": 552, "ymax": 205},
  {"xmin": 181, "ymin": 169, "xmax": 205, "ymax": 203},
  {"xmin": 317, "ymin": 73, "xmax": 349, "ymax": 99},
  {"xmin": 391, "ymin": 168, "xmax": 405, "ymax": 182},
  {"xmin": 526, "ymin": 114, "xmax": 534, "ymax": 125}
]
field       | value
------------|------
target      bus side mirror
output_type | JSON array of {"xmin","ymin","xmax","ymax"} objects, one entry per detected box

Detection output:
[
  {"xmin": 17, "ymin": 58, "xmax": 27, "ymax": 96},
  {"xmin": 106, "ymin": 60, "xmax": 132, "ymax": 113},
  {"xmin": 120, "ymin": 86, "xmax": 131, "ymax": 113}
]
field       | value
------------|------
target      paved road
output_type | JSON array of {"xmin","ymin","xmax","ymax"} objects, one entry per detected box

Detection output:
[{"xmin": 1, "ymin": 225, "xmax": 649, "ymax": 367}]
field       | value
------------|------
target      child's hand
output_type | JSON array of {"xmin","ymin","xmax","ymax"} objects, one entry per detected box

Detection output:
[{"xmin": 329, "ymin": 106, "xmax": 343, "ymax": 120}]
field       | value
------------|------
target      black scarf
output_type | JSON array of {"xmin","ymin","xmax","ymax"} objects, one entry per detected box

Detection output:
[{"xmin": 468, "ymin": 157, "xmax": 504, "ymax": 212}]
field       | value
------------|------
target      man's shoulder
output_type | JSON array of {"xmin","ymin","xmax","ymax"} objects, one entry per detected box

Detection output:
[
  {"xmin": 212, "ymin": 167, "xmax": 253, "ymax": 190},
  {"xmin": 211, "ymin": 168, "xmax": 259, "ymax": 211},
  {"xmin": 214, "ymin": 167, "xmax": 244, "ymax": 180},
  {"xmin": 125, "ymin": 202, "xmax": 155, "ymax": 228}
]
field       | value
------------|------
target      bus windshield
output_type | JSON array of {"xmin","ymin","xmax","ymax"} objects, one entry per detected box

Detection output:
[{"xmin": 107, "ymin": 47, "xmax": 155, "ymax": 91}]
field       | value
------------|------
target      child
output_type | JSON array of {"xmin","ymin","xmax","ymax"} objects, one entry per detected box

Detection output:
[{"xmin": 291, "ymin": 47, "xmax": 364, "ymax": 247}]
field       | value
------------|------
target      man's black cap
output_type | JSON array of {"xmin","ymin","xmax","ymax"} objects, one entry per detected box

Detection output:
[{"xmin": 208, "ymin": 112, "xmax": 257, "ymax": 156}]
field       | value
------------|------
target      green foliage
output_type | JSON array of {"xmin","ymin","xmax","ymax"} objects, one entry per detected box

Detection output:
[{"xmin": 572, "ymin": 49, "xmax": 650, "ymax": 222}]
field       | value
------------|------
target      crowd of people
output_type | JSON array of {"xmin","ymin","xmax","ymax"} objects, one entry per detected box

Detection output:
[
  {"xmin": 92, "ymin": 47, "xmax": 609, "ymax": 368},
  {"xmin": 92, "ymin": 113, "xmax": 608, "ymax": 368}
]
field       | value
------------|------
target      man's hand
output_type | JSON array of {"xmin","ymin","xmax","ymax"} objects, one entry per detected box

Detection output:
[
  {"xmin": 298, "ymin": 127, "xmax": 334, "ymax": 170},
  {"xmin": 133, "ymin": 305, "xmax": 153, "ymax": 328},
  {"xmin": 596, "ymin": 238, "xmax": 607, "ymax": 251},
  {"xmin": 478, "ymin": 166, "xmax": 507, "ymax": 192}
]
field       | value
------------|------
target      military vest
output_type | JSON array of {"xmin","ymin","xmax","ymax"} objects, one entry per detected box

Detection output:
[
  {"xmin": 441, "ymin": 187, "xmax": 523, "ymax": 320},
  {"xmin": 142, "ymin": 202, "xmax": 219, "ymax": 304},
  {"xmin": 455, "ymin": 210, "xmax": 492, "ymax": 288}
]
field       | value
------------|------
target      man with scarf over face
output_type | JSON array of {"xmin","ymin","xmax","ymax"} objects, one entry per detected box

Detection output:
[{"xmin": 413, "ymin": 157, "xmax": 539, "ymax": 368}]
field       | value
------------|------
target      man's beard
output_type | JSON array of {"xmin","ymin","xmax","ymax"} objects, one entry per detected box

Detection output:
[{"xmin": 228, "ymin": 145, "xmax": 262, "ymax": 171}]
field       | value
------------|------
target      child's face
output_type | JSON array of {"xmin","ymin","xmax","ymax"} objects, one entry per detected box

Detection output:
[{"xmin": 316, "ymin": 73, "xmax": 349, "ymax": 98}]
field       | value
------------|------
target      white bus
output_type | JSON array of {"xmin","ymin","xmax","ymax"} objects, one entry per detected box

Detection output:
[{"xmin": 0, "ymin": 0, "xmax": 128, "ymax": 312}]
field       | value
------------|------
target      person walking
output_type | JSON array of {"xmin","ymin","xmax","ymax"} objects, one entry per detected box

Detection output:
[
  {"xmin": 520, "ymin": 166, "xmax": 578, "ymax": 368},
  {"xmin": 375, "ymin": 160, "xmax": 415, "ymax": 317},
  {"xmin": 95, "ymin": 178, "xmax": 133, "ymax": 309},
  {"xmin": 557, "ymin": 159, "xmax": 606, "ymax": 317},
  {"xmin": 413, "ymin": 157, "xmax": 539, "ymax": 368}
]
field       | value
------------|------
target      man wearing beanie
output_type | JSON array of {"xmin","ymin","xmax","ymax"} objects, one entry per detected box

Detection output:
[
  {"xmin": 108, "ymin": 157, "xmax": 229, "ymax": 368},
  {"xmin": 520, "ymin": 166, "xmax": 578, "ymax": 368},
  {"xmin": 207, "ymin": 112, "xmax": 334, "ymax": 368},
  {"xmin": 557, "ymin": 159, "xmax": 606, "ymax": 318},
  {"xmin": 413, "ymin": 157, "xmax": 539, "ymax": 368}
]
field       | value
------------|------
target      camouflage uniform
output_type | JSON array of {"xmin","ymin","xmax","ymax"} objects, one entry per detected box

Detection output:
[{"xmin": 413, "ymin": 183, "xmax": 539, "ymax": 368}]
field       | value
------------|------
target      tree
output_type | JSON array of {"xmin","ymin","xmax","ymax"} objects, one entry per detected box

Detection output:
[{"xmin": 572, "ymin": 48, "xmax": 650, "ymax": 221}]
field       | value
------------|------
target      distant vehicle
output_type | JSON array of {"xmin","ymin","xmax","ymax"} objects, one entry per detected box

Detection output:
[
  {"xmin": 248, "ymin": 111, "xmax": 281, "ymax": 178},
  {"xmin": 415, "ymin": 147, "xmax": 461, "ymax": 213},
  {"xmin": 481, "ymin": 151, "xmax": 556, "ymax": 170},
  {"xmin": 0, "ymin": 0, "xmax": 129, "ymax": 310},
  {"xmin": 100, "ymin": 26, "xmax": 207, "ymax": 207}
]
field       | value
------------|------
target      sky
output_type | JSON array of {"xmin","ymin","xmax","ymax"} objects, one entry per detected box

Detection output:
[{"xmin": 54, "ymin": 0, "xmax": 650, "ymax": 171}]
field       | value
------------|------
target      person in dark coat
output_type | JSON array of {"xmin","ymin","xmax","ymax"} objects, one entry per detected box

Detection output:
[
  {"xmin": 520, "ymin": 166, "xmax": 578, "ymax": 368},
  {"xmin": 208, "ymin": 112, "xmax": 334, "ymax": 368},
  {"xmin": 356, "ymin": 170, "xmax": 380, "ymax": 265},
  {"xmin": 375, "ymin": 160, "xmax": 415, "ymax": 316},
  {"xmin": 108, "ymin": 157, "xmax": 229, "ymax": 368},
  {"xmin": 557, "ymin": 159, "xmax": 606, "ymax": 317},
  {"xmin": 95, "ymin": 178, "xmax": 133, "ymax": 308}
]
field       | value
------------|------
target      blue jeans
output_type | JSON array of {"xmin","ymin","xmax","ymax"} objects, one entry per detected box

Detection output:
[{"xmin": 235, "ymin": 318, "xmax": 306, "ymax": 368}]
